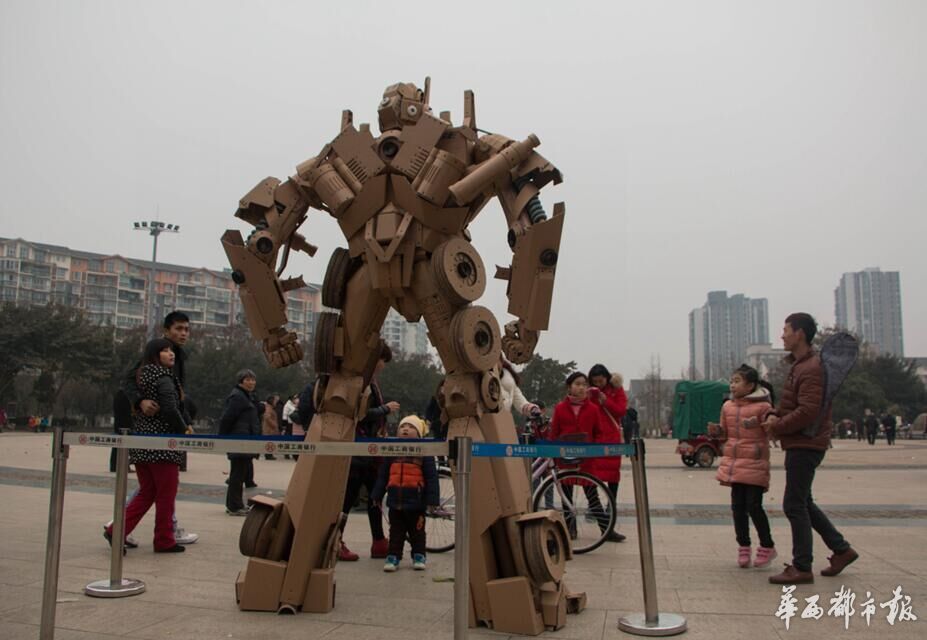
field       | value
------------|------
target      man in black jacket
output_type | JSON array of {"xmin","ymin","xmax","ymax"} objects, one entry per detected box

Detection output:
[
  {"xmin": 219, "ymin": 369, "xmax": 261, "ymax": 515},
  {"xmin": 108, "ymin": 311, "xmax": 199, "ymax": 545},
  {"xmin": 863, "ymin": 409, "xmax": 880, "ymax": 446},
  {"xmin": 339, "ymin": 343, "xmax": 400, "ymax": 561}
]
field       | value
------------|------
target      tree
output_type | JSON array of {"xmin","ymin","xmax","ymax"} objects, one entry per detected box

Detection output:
[
  {"xmin": 0, "ymin": 303, "xmax": 113, "ymax": 412},
  {"xmin": 519, "ymin": 354, "xmax": 577, "ymax": 410},
  {"xmin": 184, "ymin": 325, "xmax": 311, "ymax": 423},
  {"xmin": 378, "ymin": 353, "xmax": 444, "ymax": 422}
]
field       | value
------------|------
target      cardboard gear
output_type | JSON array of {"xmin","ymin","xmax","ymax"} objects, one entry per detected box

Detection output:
[{"xmin": 223, "ymin": 80, "xmax": 577, "ymax": 633}]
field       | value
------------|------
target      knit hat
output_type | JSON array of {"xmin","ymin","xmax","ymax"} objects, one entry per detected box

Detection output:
[{"xmin": 398, "ymin": 415, "xmax": 426, "ymax": 438}]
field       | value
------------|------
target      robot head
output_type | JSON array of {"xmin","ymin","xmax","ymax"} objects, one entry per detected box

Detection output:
[{"xmin": 378, "ymin": 78, "xmax": 431, "ymax": 132}]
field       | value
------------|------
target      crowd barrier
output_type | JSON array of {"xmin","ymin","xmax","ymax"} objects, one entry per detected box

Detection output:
[{"xmin": 39, "ymin": 427, "xmax": 687, "ymax": 639}]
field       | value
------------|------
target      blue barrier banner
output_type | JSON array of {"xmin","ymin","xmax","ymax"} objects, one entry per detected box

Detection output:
[{"xmin": 471, "ymin": 442, "xmax": 635, "ymax": 459}]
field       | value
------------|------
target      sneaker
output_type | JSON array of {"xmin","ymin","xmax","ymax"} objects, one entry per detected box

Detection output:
[
  {"xmin": 174, "ymin": 528, "xmax": 199, "ymax": 545},
  {"xmin": 226, "ymin": 508, "xmax": 250, "ymax": 516},
  {"xmin": 738, "ymin": 545, "xmax": 752, "ymax": 568},
  {"xmin": 245, "ymin": 482, "xmax": 258, "ymax": 489},
  {"xmin": 754, "ymin": 546, "xmax": 777, "ymax": 569},
  {"xmin": 154, "ymin": 544, "xmax": 186, "ymax": 553},
  {"xmin": 412, "ymin": 553, "xmax": 426, "ymax": 570},
  {"xmin": 383, "ymin": 555, "xmax": 400, "ymax": 572},
  {"xmin": 338, "ymin": 543, "xmax": 359, "ymax": 562},
  {"xmin": 370, "ymin": 538, "xmax": 389, "ymax": 559},
  {"xmin": 820, "ymin": 547, "xmax": 859, "ymax": 577},
  {"xmin": 769, "ymin": 564, "xmax": 814, "ymax": 585}
]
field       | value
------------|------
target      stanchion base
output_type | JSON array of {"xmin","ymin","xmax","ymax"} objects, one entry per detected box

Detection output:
[
  {"xmin": 618, "ymin": 612, "xmax": 687, "ymax": 636},
  {"xmin": 85, "ymin": 578, "xmax": 146, "ymax": 598}
]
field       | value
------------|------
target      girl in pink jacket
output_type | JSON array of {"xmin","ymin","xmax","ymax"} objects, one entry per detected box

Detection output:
[{"xmin": 709, "ymin": 364, "xmax": 777, "ymax": 569}]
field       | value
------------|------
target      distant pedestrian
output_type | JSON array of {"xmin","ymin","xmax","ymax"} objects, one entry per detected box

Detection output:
[
  {"xmin": 863, "ymin": 409, "xmax": 879, "ymax": 445},
  {"xmin": 764, "ymin": 313, "xmax": 857, "ymax": 585},
  {"xmin": 219, "ymin": 369, "xmax": 261, "ymax": 516},
  {"xmin": 881, "ymin": 413, "xmax": 897, "ymax": 445},
  {"xmin": 709, "ymin": 364, "xmax": 777, "ymax": 569}
]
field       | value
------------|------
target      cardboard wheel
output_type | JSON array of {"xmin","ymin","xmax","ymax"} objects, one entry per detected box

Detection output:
[
  {"xmin": 239, "ymin": 503, "xmax": 275, "ymax": 557},
  {"xmin": 433, "ymin": 238, "xmax": 486, "ymax": 306},
  {"xmin": 313, "ymin": 312, "xmax": 339, "ymax": 374},
  {"xmin": 450, "ymin": 306, "xmax": 500, "ymax": 372},
  {"xmin": 480, "ymin": 371, "xmax": 502, "ymax": 411},
  {"xmin": 523, "ymin": 519, "xmax": 567, "ymax": 585},
  {"xmin": 321, "ymin": 248, "xmax": 354, "ymax": 309}
]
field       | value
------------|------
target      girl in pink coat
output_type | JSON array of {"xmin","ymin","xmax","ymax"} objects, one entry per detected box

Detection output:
[{"xmin": 708, "ymin": 364, "xmax": 777, "ymax": 569}]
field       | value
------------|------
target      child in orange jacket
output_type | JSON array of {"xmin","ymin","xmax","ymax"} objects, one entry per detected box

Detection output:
[{"xmin": 708, "ymin": 364, "xmax": 777, "ymax": 569}]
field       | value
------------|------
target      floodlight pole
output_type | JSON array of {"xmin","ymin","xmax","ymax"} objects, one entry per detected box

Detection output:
[{"xmin": 132, "ymin": 221, "xmax": 179, "ymax": 340}]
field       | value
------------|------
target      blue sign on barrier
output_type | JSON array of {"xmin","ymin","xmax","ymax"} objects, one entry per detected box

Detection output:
[{"xmin": 471, "ymin": 442, "xmax": 635, "ymax": 459}]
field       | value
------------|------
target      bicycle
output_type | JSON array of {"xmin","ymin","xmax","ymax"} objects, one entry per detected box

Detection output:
[
  {"xmin": 422, "ymin": 411, "xmax": 617, "ymax": 554},
  {"xmin": 523, "ymin": 412, "xmax": 616, "ymax": 554}
]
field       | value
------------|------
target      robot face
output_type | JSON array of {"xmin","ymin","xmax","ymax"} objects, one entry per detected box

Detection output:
[{"xmin": 377, "ymin": 82, "xmax": 428, "ymax": 132}]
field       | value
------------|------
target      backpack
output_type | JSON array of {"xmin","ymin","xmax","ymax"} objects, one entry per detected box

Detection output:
[{"xmin": 803, "ymin": 331, "xmax": 859, "ymax": 437}]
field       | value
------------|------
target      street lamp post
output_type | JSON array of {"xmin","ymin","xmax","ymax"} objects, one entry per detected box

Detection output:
[{"xmin": 132, "ymin": 221, "xmax": 179, "ymax": 339}]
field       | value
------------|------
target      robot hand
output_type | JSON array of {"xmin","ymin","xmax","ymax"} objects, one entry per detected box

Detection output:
[
  {"xmin": 263, "ymin": 330, "xmax": 303, "ymax": 369},
  {"xmin": 501, "ymin": 320, "xmax": 539, "ymax": 364}
]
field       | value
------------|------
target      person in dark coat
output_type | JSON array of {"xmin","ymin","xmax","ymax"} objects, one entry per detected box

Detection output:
[
  {"xmin": 340, "ymin": 343, "xmax": 399, "ymax": 561},
  {"xmin": 104, "ymin": 338, "xmax": 188, "ymax": 553},
  {"xmin": 863, "ymin": 409, "xmax": 880, "ymax": 445},
  {"xmin": 881, "ymin": 412, "xmax": 897, "ymax": 445},
  {"xmin": 371, "ymin": 416, "xmax": 439, "ymax": 572},
  {"xmin": 107, "ymin": 311, "xmax": 198, "ymax": 546},
  {"xmin": 764, "ymin": 313, "xmax": 857, "ymax": 585},
  {"xmin": 219, "ymin": 369, "xmax": 261, "ymax": 515}
]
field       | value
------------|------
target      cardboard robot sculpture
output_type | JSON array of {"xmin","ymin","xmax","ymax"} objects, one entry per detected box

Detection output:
[{"xmin": 222, "ymin": 78, "xmax": 582, "ymax": 634}]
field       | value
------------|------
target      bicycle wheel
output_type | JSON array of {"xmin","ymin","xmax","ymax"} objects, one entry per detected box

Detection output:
[
  {"xmin": 532, "ymin": 470, "xmax": 615, "ymax": 554},
  {"xmin": 426, "ymin": 467, "xmax": 455, "ymax": 552}
]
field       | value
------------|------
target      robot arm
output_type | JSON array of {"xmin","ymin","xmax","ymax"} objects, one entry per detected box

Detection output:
[
  {"xmin": 446, "ymin": 133, "xmax": 564, "ymax": 364},
  {"xmin": 222, "ymin": 176, "xmax": 319, "ymax": 368}
]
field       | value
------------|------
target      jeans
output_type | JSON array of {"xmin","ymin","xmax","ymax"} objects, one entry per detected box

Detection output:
[
  {"xmin": 731, "ymin": 482, "xmax": 774, "ymax": 548},
  {"xmin": 782, "ymin": 449, "xmax": 849, "ymax": 571}
]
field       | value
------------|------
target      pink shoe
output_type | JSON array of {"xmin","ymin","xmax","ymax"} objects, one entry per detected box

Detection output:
[
  {"xmin": 738, "ymin": 546, "xmax": 752, "ymax": 568},
  {"xmin": 754, "ymin": 546, "xmax": 777, "ymax": 569}
]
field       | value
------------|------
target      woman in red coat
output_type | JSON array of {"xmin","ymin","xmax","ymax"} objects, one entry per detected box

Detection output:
[
  {"xmin": 550, "ymin": 372, "xmax": 623, "ymax": 543},
  {"xmin": 588, "ymin": 364, "xmax": 626, "ymax": 542}
]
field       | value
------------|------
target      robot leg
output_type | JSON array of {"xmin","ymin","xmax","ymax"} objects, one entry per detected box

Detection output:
[{"xmin": 235, "ymin": 262, "xmax": 390, "ymax": 614}]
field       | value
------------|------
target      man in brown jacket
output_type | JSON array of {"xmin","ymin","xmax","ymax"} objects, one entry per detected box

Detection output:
[{"xmin": 764, "ymin": 313, "xmax": 858, "ymax": 584}]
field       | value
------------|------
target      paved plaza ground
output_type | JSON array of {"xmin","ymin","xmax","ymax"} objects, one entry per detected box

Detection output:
[{"xmin": 0, "ymin": 432, "xmax": 924, "ymax": 639}]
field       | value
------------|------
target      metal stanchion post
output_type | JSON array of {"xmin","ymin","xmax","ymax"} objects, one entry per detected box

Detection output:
[
  {"xmin": 453, "ymin": 436, "xmax": 472, "ymax": 640},
  {"xmin": 86, "ymin": 430, "xmax": 146, "ymax": 598},
  {"xmin": 40, "ymin": 427, "xmax": 69, "ymax": 640},
  {"xmin": 618, "ymin": 437, "xmax": 687, "ymax": 636}
]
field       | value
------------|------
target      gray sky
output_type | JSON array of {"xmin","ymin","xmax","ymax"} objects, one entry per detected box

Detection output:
[{"xmin": 2, "ymin": 0, "xmax": 925, "ymax": 380}]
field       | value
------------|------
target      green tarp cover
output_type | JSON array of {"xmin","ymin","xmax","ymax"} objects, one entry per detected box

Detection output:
[{"xmin": 671, "ymin": 380, "xmax": 729, "ymax": 440}]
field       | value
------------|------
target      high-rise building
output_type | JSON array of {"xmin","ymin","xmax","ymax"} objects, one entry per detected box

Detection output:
[
  {"xmin": 834, "ymin": 268, "xmax": 903, "ymax": 356},
  {"xmin": 689, "ymin": 290, "xmax": 769, "ymax": 380},
  {"xmin": 0, "ymin": 237, "xmax": 432, "ymax": 358}
]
